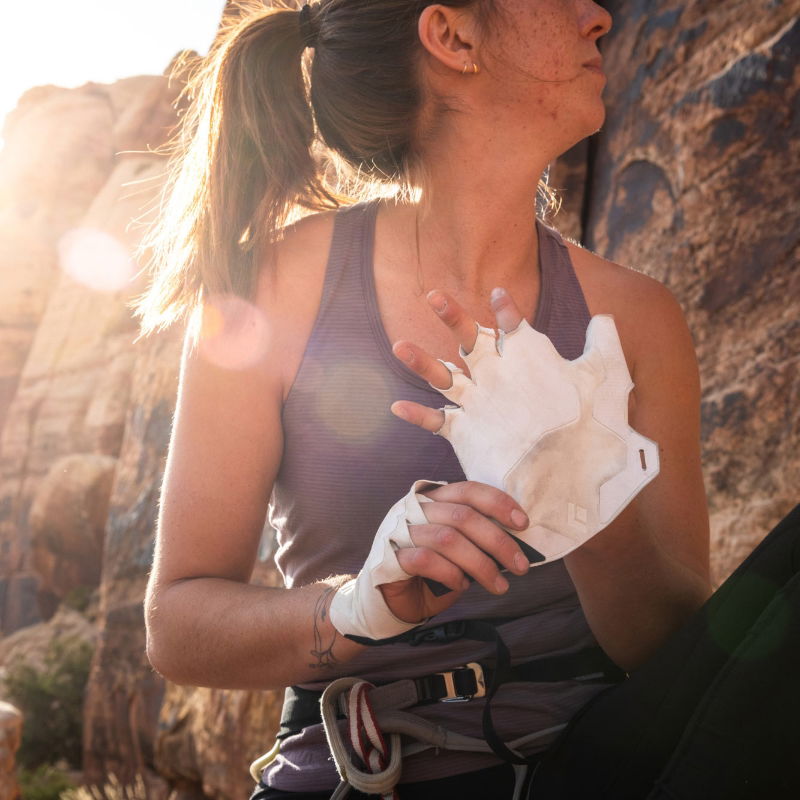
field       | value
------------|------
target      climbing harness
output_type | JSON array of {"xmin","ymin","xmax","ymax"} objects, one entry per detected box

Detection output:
[{"xmin": 250, "ymin": 619, "xmax": 625, "ymax": 798}]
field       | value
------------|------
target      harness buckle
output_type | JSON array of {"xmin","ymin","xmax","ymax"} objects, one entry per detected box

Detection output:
[{"xmin": 437, "ymin": 662, "xmax": 486, "ymax": 702}]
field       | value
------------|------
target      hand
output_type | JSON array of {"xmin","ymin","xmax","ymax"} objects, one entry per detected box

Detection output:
[
  {"xmin": 389, "ymin": 285, "xmax": 660, "ymax": 571},
  {"xmin": 391, "ymin": 287, "xmax": 523, "ymax": 431},
  {"xmin": 379, "ymin": 480, "xmax": 531, "ymax": 623}
]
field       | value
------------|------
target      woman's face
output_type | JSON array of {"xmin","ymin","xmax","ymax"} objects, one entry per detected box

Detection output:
[{"xmin": 481, "ymin": 0, "xmax": 613, "ymax": 153}]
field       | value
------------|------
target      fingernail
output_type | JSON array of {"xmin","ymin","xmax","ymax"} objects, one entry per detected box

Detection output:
[
  {"xmin": 490, "ymin": 287, "xmax": 507, "ymax": 304},
  {"xmin": 495, "ymin": 575, "xmax": 509, "ymax": 593},
  {"xmin": 514, "ymin": 553, "xmax": 528, "ymax": 572},
  {"xmin": 429, "ymin": 293, "xmax": 447, "ymax": 313},
  {"xmin": 399, "ymin": 348, "xmax": 414, "ymax": 364},
  {"xmin": 391, "ymin": 404, "xmax": 409, "ymax": 421},
  {"xmin": 511, "ymin": 509, "xmax": 528, "ymax": 529},
  {"xmin": 461, "ymin": 577, "xmax": 471, "ymax": 591}
]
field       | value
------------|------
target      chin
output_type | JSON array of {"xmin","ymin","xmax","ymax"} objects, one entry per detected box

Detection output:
[
  {"xmin": 558, "ymin": 107, "xmax": 607, "ymax": 155},
  {"xmin": 579, "ymin": 103, "xmax": 608, "ymax": 142},
  {"xmin": 587, "ymin": 97, "xmax": 608, "ymax": 130}
]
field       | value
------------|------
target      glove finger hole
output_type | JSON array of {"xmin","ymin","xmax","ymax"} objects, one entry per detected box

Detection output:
[
  {"xmin": 460, "ymin": 324, "xmax": 498, "ymax": 370},
  {"xmin": 434, "ymin": 405, "xmax": 462, "ymax": 438},
  {"xmin": 434, "ymin": 361, "xmax": 472, "ymax": 403}
]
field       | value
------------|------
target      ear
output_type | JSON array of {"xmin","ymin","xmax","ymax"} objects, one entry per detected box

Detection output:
[{"xmin": 417, "ymin": 4, "xmax": 479, "ymax": 74}]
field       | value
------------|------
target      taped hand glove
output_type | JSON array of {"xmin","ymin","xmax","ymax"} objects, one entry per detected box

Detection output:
[
  {"xmin": 329, "ymin": 480, "xmax": 444, "ymax": 640},
  {"xmin": 434, "ymin": 315, "xmax": 659, "ymax": 565}
]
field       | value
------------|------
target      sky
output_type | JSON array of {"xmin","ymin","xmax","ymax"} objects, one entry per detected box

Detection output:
[{"xmin": 0, "ymin": 0, "xmax": 227, "ymax": 143}]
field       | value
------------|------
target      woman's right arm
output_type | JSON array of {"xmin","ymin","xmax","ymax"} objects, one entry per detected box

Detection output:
[
  {"xmin": 144, "ymin": 211, "xmax": 370, "ymax": 691},
  {"xmin": 144, "ymin": 313, "xmax": 369, "ymax": 690},
  {"xmin": 144, "ymin": 215, "xmax": 530, "ymax": 692}
]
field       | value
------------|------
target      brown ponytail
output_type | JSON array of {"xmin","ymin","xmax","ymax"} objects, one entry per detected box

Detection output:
[{"xmin": 136, "ymin": 0, "xmax": 491, "ymax": 334}]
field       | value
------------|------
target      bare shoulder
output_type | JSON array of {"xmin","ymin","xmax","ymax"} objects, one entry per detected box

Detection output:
[
  {"xmin": 564, "ymin": 240, "xmax": 694, "ymax": 383},
  {"xmin": 564, "ymin": 240, "xmax": 679, "ymax": 321},
  {"xmin": 254, "ymin": 207, "xmax": 339, "ymax": 399}
]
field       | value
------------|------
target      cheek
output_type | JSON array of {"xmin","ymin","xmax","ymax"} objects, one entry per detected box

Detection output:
[{"xmin": 496, "ymin": 1, "xmax": 579, "ymax": 82}]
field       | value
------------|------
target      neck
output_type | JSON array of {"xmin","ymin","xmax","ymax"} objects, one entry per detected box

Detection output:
[{"xmin": 402, "ymin": 116, "xmax": 555, "ymax": 298}]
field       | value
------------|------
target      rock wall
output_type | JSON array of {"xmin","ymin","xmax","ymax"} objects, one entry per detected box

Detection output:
[
  {"xmin": 0, "ymin": 1, "xmax": 797, "ymax": 797},
  {"xmin": 0, "ymin": 702, "xmax": 22, "ymax": 800},
  {"xmin": 0, "ymin": 68, "xmax": 285, "ymax": 797},
  {"xmin": 552, "ymin": 0, "xmax": 800, "ymax": 583},
  {"xmin": 0, "ymin": 76, "xmax": 180, "ymax": 633}
]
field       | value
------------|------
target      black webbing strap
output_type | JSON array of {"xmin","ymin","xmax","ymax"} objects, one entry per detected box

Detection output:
[
  {"xmin": 343, "ymin": 616, "xmax": 519, "ymax": 648},
  {"xmin": 445, "ymin": 619, "xmax": 528, "ymax": 763},
  {"xmin": 283, "ymin": 619, "xmax": 626, "ymax": 762}
]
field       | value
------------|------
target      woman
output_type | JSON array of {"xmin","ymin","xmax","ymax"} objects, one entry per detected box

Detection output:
[{"xmin": 140, "ymin": 1, "xmax": 798, "ymax": 798}]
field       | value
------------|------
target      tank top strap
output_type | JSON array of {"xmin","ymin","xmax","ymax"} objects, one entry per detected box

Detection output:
[
  {"xmin": 314, "ymin": 201, "xmax": 376, "ymax": 325},
  {"xmin": 534, "ymin": 219, "xmax": 592, "ymax": 360}
]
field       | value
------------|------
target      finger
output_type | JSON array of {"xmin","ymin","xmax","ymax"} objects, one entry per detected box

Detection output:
[
  {"xmin": 395, "ymin": 546, "xmax": 470, "ymax": 594},
  {"xmin": 409, "ymin": 524, "xmax": 510, "ymax": 595},
  {"xmin": 391, "ymin": 400, "xmax": 446, "ymax": 433},
  {"xmin": 393, "ymin": 341, "xmax": 453, "ymax": 390},
  {"xmin": 490, "ymin": 287, "xmax": 524, "ymax": 333},
  {"xmin": 421, "ymin": 481, "xmax": 529, "ymax": 532},
  {"xmin": 427, "ymin": 291, "xmax": 480, "ymax": 354},
  {"xmin": 423, "ymin": 502, "xmax": 529, "ymax": 576}
]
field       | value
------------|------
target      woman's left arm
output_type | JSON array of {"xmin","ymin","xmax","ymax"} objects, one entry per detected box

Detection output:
[
  {"xmin": 564, "ymin": 278, "xmax": 712, "ymax": 670},
  {"xmin": 392, "ymin": 279, "xmax": 712, "ymax": 672}
]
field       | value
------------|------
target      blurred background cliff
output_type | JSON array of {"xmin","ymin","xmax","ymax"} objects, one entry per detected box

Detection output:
[{"xmin": 0, "ymin": 0, "xmax": 798, "ymax": 797}]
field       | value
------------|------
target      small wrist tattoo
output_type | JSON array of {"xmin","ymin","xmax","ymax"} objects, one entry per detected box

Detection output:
[{"xmin": 309, "ymin": 586, "xmax": 339, "ymax": 670}]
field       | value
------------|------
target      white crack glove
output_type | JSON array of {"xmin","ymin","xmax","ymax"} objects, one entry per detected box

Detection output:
[
  {"xmin": 434, "ymin": 315, "xmax": 659, "ymax": 565},
  {"xmin": 328, "ymin": 479, "xmax": 445, "ymax": 640}
]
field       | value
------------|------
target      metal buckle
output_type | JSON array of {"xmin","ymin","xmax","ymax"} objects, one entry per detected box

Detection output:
[{"xmin": 437, "ymin": 662, "xmax": 486, "ymax": 702}]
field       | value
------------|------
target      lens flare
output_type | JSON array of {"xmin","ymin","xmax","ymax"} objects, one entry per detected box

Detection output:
[
  {"xmin": 58, "ymin": 228, "xmax": 135, "ymax": 292},
  {"xmin": 198, "ymin": 294, "xmax": 271, "ymax": 371},
  {"xmin": 311, "ymin": 358, "xmax": 393, "ymax": 444}
]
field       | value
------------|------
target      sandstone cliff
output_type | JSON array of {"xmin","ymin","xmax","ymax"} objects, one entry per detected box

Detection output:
[
  {"xmin": 0, "ymin": 68, "xmax": 284, "ymax": 798},
  {"xmin": 0, "ymin": 1, "xmax": 797, "ymax": 797},
  {"xmin": 0, "ymin": 702, "xmax": 22, "ymax": 799},
  {"xmin": 553, "ymin": 0, "xmax": 800, "ymax": 579}
]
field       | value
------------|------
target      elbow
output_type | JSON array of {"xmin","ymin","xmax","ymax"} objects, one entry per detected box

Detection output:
[
  {"xmin": 145, "ymin": 630, "xmax": 169, "ymax": 680},
  {"xmin": 144, "ymin": 583, "xmax": 189, "ymax": 685},
  {"xmin": 144, "ymin": 625, "xmax": 175, "ymax": 682}
]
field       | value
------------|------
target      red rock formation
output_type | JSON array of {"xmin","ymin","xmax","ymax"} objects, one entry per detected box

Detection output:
[
  {"xmin": 0, "ymin": 702, "xmax": 22, "ymax": 800},
  {"xmin": 0, "ymin": 606, "xmax": 98, "ymax": 678},
  {"xmin": 553, "ymin": 0, "xmax": 800, "ymax": 584},
  {"xmin": 29, "ymin": 454, "xmax": 117, "ymax": 614},
  {"xmin": 0, "ymin": 76, "xmax": 180, "ymax": 634}
]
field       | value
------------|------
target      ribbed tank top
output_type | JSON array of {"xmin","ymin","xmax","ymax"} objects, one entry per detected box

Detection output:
[{"xmin": 265, "ymin": 200, "xmax": 611, "ymax": 791}]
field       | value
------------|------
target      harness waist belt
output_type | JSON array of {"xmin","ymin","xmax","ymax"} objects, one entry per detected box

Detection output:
[{"xmin": 279, "ymin": 644, "xmax": 625, "ymax": 740}]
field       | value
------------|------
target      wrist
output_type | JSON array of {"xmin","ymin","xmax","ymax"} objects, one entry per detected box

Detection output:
[{"xmin": 328, "ymin": 479, "xmax": 445, "ymax": 642}]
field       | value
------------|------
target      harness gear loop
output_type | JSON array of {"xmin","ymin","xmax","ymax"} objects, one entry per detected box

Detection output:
[
  {"xmin": 321, "ymin": 677, "xmax": 402, "ymax": 799},
  {"xmin": 252, "ymin": 619, "xmax": 626, "ymax": 797}
]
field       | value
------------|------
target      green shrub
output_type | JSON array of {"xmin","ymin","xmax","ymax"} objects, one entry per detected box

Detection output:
[
  {"xmin": 4, "ymin": 635, "xmax": 93, "ymax": 769},
  {"xmin": 61, "ymin": 774, "xmax": 167, "ymax": 800},
  {"xmin": 17, "ymin": 763, "xmax": 75, "ymax": 800},
  {"xmin": 62, "ymin": 585, "xmax": 94, "ymax": 614}
]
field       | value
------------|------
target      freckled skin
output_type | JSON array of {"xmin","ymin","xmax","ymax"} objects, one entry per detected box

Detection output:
[{"xmin": 480, "ymin": 0, "xmax": 611, "ymax": 156}]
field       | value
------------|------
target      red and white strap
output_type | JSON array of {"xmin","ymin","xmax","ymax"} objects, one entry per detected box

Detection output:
[{"xmin": 347, "ymin": 681, "xmax": 399, "ymax": 800}]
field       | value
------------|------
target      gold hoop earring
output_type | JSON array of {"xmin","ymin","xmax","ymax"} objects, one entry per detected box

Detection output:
[{"xmin": 462, "ymin": 62, "xmax": 480, "ymax": 75}]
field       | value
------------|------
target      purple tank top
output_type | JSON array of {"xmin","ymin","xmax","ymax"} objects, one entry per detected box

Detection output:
[{"xmin": 265, "ymin": 200, "xmax": 610, "ymax": 791}]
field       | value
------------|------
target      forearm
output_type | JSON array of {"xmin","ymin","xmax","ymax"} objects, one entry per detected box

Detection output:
[
  {"xmin": 145, "ymin": 576, "xmax": 365, "ymax": 690},
  {"xmin": 564, "ymin": 508, "xmax": 712, "ymax": 672}
]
